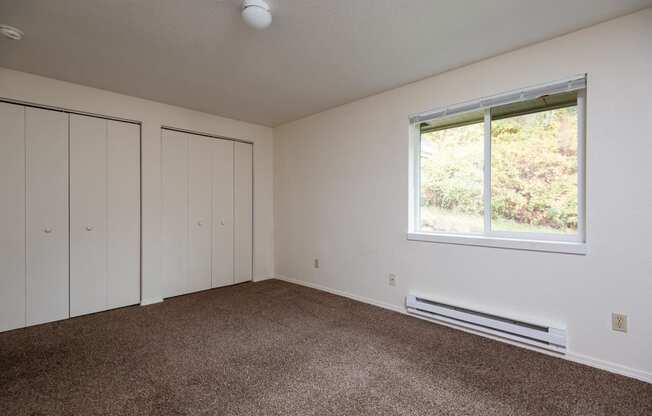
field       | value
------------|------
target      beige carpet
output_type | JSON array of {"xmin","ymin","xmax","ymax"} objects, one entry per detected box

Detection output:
[{"xmin": 1, "ymin": 279, "xmax": 650, "ymax": 415}]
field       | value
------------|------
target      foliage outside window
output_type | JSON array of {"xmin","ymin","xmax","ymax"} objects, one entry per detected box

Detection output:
[{"xmin": 415, "ymin": 89, "xmax": 584, "ymax": 244}]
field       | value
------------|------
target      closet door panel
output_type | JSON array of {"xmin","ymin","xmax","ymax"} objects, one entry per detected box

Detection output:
[
  {"xmin": 211, "ymin": 139, "xmax": 234, "ymax": 288},
  {"xmin": 187, "ymin": 136, "xmax": 213, "ymax": 293},
  {"xmin": 234, "ymin": 142, "xmax": 253, "ymax": 284},
  {"xmin": 70, "ymin": 115, "xmax": 108, "ymax": 317},
  {"xmin": 107, "ymin": 121, "xmax": 140, "ymax": 308},
  {"xmin": 161, "ymin": 130, "xmax": 188, "ymax": 297},
  {"xmin": 26, "ymin": 108, "xmax": 69, "ymax": 326},
  {"xmin": 0, "ymin": 103, "xmax": 26, "ymax": 331}
]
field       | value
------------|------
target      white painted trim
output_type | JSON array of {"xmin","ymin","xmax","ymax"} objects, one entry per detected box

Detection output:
[
  {"xmin": 407, "ymin": 232, "xmax": 587, "ymax": 254},
  {"xmin": 275, "ymin": 275, "xmax": 651, "ymax": 384},
  {"xmin": 408, "ymin": 123, "xmax": 420, "ymax": 232},
  {"xmin": 483, "ymin": 108, "xmax": 492, "ymax": 232},
  {"xmin": 566, "ymin": 352, "xmax": 652, "ymax": 385},
  {"xmin": 253, "ymin": 275, "xmax": 275, "ymax": 282},
  {"xmin": 275, "ymin": 275, "xmax": 404, "ymax": 314},
  {"xmin": 140, "ymin": 297, "xmax": 163, "ymax": 306},
  {"xmin": 576, "ymin": 89, "xmax": 587, "ymax": 242}
]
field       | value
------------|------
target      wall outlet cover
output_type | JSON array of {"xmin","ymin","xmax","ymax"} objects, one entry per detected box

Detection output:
[
  {"xmin": 612, "ymin": 313, "xmax": 627, "ymax": 333},
  {"xmin": 388, "ymin": 273, "xmax": 397, "ymax": 287}
]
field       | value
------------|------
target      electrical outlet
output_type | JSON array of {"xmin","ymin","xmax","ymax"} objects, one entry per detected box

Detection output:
[
  {"xmin": 388, "ymin": 273, "xmax": 397, "ymax": 287},
  {"xmin": 313, "ymin": 258, "xmax": 319, "ymax": 269},
  {"xmin": 612, "ymin": 313, "xmax": 627, "ymax": 333}
]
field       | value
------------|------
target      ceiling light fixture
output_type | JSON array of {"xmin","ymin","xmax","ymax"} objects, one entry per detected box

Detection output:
[
  {"xmin": 241, "ymin": 0, "xmax": 272, "ymax": 30},
  {"xmin": 0, "ymin": 24, "xmax": 24, "ymax": 40}
]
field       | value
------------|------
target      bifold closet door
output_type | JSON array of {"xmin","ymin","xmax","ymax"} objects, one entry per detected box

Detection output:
[
  {"xmin": 0, "ymin": 103, "xmax": 26, "ymax": 332},
  {"xmin": 70, "ymin": 115, "xmax": 107, "ymax": 317},
  {"xmin": 70, "ymin": 115, "xmax": 140, "ymax": 317},
  {"xmin": 26, "ymin": 107, "xmax": 69, "ymax": 326},
  {"xmin": 106, "ymin": 121, "xmax": 140, "ymax": 309},
  {"xmin": 234, "ymin": 142, "xmax": 253, "ymax": 284},
  {"xmin": 187, "ymin": 136, "xmax": 213, "ymax": 293},
  {"xmin": 161, "ymin": 129, "xmax": 188, "ymax": 298},
  {"xmin": 161, "ymin": 130, "xmax": 213, "ymax": 297},
  {"xmin": 211, "ymin": 139, "xmax": 234, "ymax": 288},
  {"xmin": 161, "ymin": 130, "xmax": 251, "ymax": 297}
]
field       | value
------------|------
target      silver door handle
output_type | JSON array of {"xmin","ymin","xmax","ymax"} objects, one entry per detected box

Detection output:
[
  {"xmin": 85, "ymin": 226, "xmax": 94, "ymax": 231},
  {"xmin": 220, "ymin": 219, "xmax": 225, "ymax": 226},
  {"xmin": 43, "ymin": 227, "xmax": 53, "ymax": 234},
  {"xmin": 197, "ymin": 220, "xmax": 203, "ymax": 227}
]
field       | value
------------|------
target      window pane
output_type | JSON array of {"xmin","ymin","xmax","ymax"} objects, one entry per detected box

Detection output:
[
  {"xmin": 420, "ymin": 120, "xmax": 484, "ymax": 233},
  {"xmin": 491, "ymin": 106, "xmax": 578, "ymax": 234}
]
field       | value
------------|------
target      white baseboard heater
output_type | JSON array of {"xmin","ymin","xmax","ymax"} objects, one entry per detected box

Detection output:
[{"xmin": 406, "ymin": 295, "xmax": 566, "ymax": 353}]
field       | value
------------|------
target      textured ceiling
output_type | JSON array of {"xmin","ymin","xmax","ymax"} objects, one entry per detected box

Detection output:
[{"xmin": 0, "ymin": 0, "xmax": 650, "ymax": 126}]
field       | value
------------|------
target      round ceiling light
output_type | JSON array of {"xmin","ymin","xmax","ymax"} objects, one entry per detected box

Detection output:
[
  {"xmin": 0, "ymin": 24, "xmax": 24, "ymax": 40},
  {"xmin": 241, "ymin": 0, "xmax": 272, "ymax": 30}
]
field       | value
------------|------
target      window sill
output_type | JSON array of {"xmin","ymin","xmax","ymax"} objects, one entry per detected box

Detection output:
[{"xmin": 407, "ymin": 232, "xmax": 587, "ymax": 255}]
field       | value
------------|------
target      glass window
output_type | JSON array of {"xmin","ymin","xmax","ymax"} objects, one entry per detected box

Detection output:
[
  {"xmin": 412, "ymin": 86, "xmax": 584, "ymax": 249},
  {"xmin": 491, "ymin": 106, "xmax": 578, "ymax": 235},
  {"xmin": 420, "ymin": 119, "xmax": 484, "ymax": 234}
]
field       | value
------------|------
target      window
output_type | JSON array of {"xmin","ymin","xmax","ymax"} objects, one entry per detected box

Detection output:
[{"xmin": 408, "ymin": 76, "xmax": 586, "ymax": 254}]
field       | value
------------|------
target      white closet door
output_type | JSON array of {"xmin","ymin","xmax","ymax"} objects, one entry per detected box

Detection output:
[
  {"xmin": 234, "ymin": 142, "xmax": 253, "ymax": 284},
  {"xmin": 0, "ymin": 103, "xmax": 26, "ymax": 331},
  {"xmin": 211, "ymin": 139, "xmax": 234, "ymax": 288},
  {"xmin": 187, "ymin": 135, "xmax": 213, "ymax": 293},
  {"xmin": 26, "ymin": 107, "xmax": 69, "ymax": 326},
  {"xmin": 162, "ymin": 129, "xmax": 253, "ymax": 296},
  {"xmin": 70, "ymin": 115, "xmax": 108, "ymax": 317},
  {"xmin": 106, "ymin": 120, "xmax": 140, "ymax": 309},
  {"xmin": 161, "ymin": 130, "xmax": 188, "ymax": 297}
]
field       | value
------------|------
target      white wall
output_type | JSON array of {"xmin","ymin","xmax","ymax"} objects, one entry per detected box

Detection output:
[
  {"xmin": 274, "ymin": 9, "xmax": 652, "ymax": 380},
  {"xmin": 0, "ymin": 67, "xmax": 275, "ymax": 303}
]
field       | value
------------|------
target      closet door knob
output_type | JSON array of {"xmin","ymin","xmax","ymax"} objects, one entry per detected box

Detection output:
[
  {"xmin": 85, "ymin": 226, "xmax": 94, "ymax": 231},
  {"xmin": 220, "ymin": 219, "xmax": 225, "ymax": 226},
  {"xmin": 43, "ymin": 228, "xmax": 53, "ymax": 234},
  {"xmin": 197, "ymin": 220, "xmax": 203, "ymax": 227}
]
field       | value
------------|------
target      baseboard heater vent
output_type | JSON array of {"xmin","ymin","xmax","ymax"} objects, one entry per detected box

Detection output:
[{"xmin": 406, "ymin": 295, "xmax": 566, "ymax": 353}]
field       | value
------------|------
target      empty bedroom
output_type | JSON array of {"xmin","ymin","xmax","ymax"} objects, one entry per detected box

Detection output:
[{"xmin": 0, "ymin": 1, "xmax": 651, "ymax": 415}]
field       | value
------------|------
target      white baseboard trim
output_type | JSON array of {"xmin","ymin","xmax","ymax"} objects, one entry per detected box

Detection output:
[
  {"xmin": 140, "ymin": 297, "xmax": 163, "ymax": 306},
  {"xmin": 253, "ymin": 275, "xmax": 276, "ymax": 283},
  {"xmin": 565, "ymin": 352, "xmax": 652, "ymax": 384},
  {"xmin": 275, "ymin": 275, "xmax": 651, "ymax": 384},
  {"xmin": 276, "ymin": 275, "xmax": 405, "ymax": 314}
]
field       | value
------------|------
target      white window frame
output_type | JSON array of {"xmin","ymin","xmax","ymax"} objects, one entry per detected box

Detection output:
[{"xmin": 408, "ymin": 76, "xmax": 587, "ymax": 255}]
